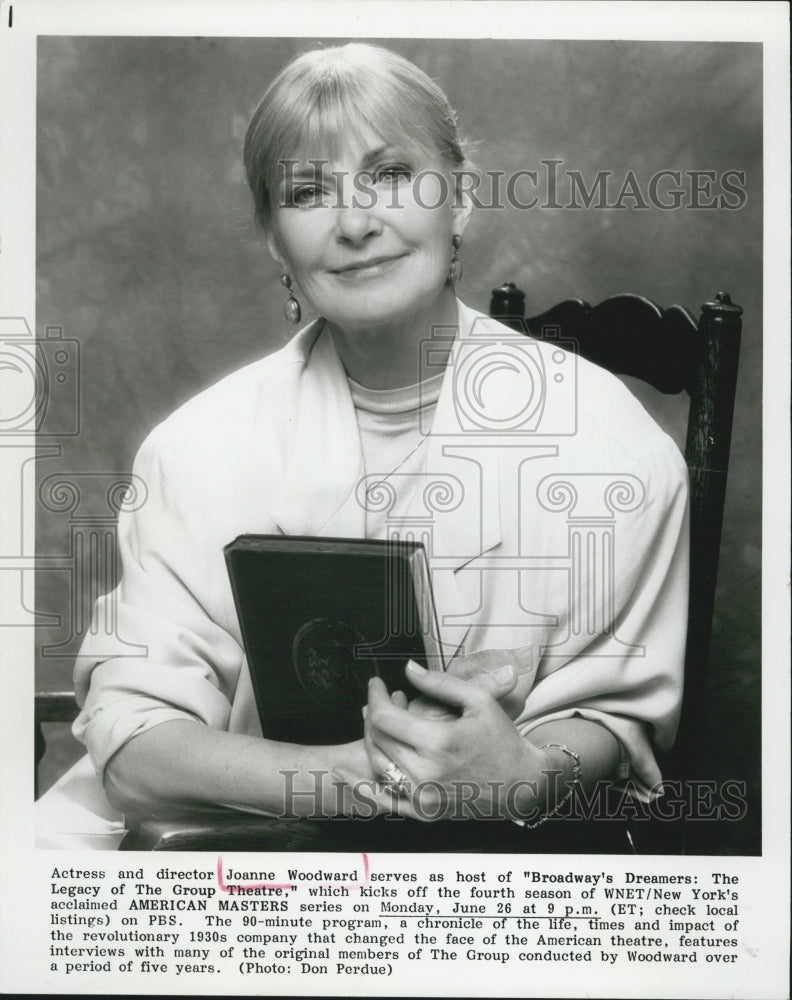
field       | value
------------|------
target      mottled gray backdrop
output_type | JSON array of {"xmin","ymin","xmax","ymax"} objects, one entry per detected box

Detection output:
[{"xmin": 35, "ymin": 37, "xmax": 761, "ymax": 852}]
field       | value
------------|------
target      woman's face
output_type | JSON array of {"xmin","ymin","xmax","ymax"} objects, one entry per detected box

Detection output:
[{"xmin": 266, "ymin": 126, "xmax": 471, "ymax": 335}]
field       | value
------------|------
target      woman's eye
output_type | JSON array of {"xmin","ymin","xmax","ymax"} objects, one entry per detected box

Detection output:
[
  {"xmin": 290, "ymin": 185, "xmax": 325, "ymax": 207},
  {"xmin": 374, "ymin": 165, "xmax": 412, "ymax": 185}
]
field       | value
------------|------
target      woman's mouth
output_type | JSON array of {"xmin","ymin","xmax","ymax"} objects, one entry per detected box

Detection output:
[{"xmin": 330, "ymin": 254, "xmax": 407, "ymax": 280}]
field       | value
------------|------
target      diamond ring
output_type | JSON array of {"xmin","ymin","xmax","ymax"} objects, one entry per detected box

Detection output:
[{"xmin": 380, "ymin": 760, "xmax": 411, "ymax": 796}]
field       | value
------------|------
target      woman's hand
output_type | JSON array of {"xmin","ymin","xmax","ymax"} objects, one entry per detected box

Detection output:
[
  {"xmin": 333, "ymin": 662, "xmax": 551, "ymax": 821},
  {"xmin": 407, "ymin": 648, "xmax": 528, "ymax": 721}
]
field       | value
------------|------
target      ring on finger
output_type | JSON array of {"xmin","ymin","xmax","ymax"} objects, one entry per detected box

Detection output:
[{"xmin": 379, "ymin": 760, "xmax": 411, "ymax": 796}]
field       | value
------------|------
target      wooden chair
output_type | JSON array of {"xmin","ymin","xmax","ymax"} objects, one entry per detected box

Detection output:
[
  {"xmin": 35, "ymin": 284, "xmax": 742, "ymax": 853},
  {"xmin": 34, "ymin": 691, "xmax": 80, "ymax": 801},
  {"xmin": 490, "ymin": 283, "xmax": 743, "ymax": 790}
]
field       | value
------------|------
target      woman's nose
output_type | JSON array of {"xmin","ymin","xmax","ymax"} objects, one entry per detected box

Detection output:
[{"xmin": 333, "ymin": 201, "xmax": 384, "ymax": 244}]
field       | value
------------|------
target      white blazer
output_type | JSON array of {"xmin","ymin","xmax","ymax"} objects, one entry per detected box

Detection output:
[{"xmin": 73, "ymin": 300, "xmax": 688, "ymax": 800}]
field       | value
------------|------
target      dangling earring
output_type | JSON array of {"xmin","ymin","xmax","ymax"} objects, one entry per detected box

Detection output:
[
  {"xmin": 448, "ymin": 234, "xmax": 463, "ymax": 284},
  {"xmin": 280, "ymin": 273, "xmax": 302, "ymax": 324}
]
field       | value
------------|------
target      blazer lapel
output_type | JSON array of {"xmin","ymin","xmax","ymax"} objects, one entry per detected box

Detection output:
[{"xmin": 269, "ymin": 323, "xmax": 365, "ymax": 540}]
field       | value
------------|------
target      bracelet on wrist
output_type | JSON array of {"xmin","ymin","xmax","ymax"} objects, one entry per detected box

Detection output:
[{"xmin": 514, "ymin": 742, "xmax": 582, "ymax": 830}]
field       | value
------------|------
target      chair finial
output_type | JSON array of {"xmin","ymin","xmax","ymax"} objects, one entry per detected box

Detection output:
[
  {"xmin": 490, "ymin": 281, "xmax": 526, "ymax": 320},
  {"xmin": 703, "ymin": 291, "xmax": 743, "ymax": 316}
]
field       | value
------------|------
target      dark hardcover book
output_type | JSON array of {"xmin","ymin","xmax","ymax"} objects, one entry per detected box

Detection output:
[{"xmin": 224, "ymin": 534, "xmax": 445, "ymax": 745}]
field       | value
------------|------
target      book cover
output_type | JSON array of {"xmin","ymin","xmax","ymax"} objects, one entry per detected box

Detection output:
[{"xmin": 224, "ymin": 534, "xmax": 445, "ymax": 745}]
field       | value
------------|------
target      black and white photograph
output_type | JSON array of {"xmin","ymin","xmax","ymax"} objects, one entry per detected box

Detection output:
[
  {"xmin": 1, "ymin": 1, "xmax": 789, "ymax": 996},
  {"xmin": 31, "ymin": 30, "xmax": 762, "ymax": 854}
]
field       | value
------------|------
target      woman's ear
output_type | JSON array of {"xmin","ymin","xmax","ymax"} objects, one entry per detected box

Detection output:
[
  {"xmin": 265, "ymin": 230, "xmax": 286, "ymax": 271},
  {"xmin": 452, "ymin": 164, "xmax": 476, "ymax": 238}
]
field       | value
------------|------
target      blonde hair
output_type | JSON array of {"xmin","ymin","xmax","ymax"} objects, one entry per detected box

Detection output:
[{"xmin": 244, "ymin": 43, "xmax": 469, "ymax": 229}]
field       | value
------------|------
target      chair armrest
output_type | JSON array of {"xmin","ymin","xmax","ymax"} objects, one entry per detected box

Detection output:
[
  {"xmin": 120, "ymin": 813, "xmax": 361, "ymax": 852},
  {"xmin": 119, "ymin": 810, "xmax": 630, "ymax": 853},
  {"xmin": 35, "ymin": 691, "xmax": 79, "ymax": 723},
  {"xmin": 34, "ymin": 691, "xmax": 81, "ymax": 799}
]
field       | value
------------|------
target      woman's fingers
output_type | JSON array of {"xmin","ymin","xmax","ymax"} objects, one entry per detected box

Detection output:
[
  {"xmin": 466, "ymin": 665, "xmax": 517, "ymax": 701},
  {"xmin": 448, "ymin": 648, "xmax": 514, "ymax": 679},
  {"xmin": 444, "ymin": 650, "xmax": 531, "ymax": 720},
  {"xmin": 366, "ymin": 676, "xmax": 444, "ymax": 749},
  {"xmin": 367, "ymin": 665, "xmax": 510, "ymax": 752},
  {"xmin": 390, "ymin": 689, "xmax": 409, "ymax": 710},
  {"xmin": 364, "ymin": 710, "xmax": 409, "ymax": 778},
  {"xmin": 408, "ymin": 695, "xmax": 458, "ymax": 720},
  {"xmin": 404, "ymin": 660, "xmax": 512, "ymax": 711},
  {"xmin": 366, "ymin": 721, "xmax": 420, "ymax": 777},
  {"xmin": 362, "ymin": 688, "xmax": 415, "ymax": 781},
  {"xmin": 359, "ymin": 670, "xmax": 537, "ymax": 821},
  {"xmin": 365, "ymin": 667, "xmax": 516, "ymax": 789},
  {"xmin": 446, "ymin": 651, "xmax": 518, "ymax": 697}
]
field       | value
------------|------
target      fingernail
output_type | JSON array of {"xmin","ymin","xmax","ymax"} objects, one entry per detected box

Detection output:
[
  {"xmin": 494, "ymin": 664, "xmax": 514, "ymax": 681},
  {"xmin": 406, "ymin": 660, "xmax": 427, "ymax": 675}
]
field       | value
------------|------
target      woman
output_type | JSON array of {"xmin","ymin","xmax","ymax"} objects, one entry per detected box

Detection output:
[{"xmin": 38, "ymin": 43, "xmax": 688, "ymax": 847}]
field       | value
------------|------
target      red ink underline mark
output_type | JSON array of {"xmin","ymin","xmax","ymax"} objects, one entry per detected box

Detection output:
[
  {"xmin": 216, "ymin": 856, "xmax": 293, "ymax": 892},
  {"xmin": 216, "ymin": 853, "xmax": 370, "ymax": 893}
]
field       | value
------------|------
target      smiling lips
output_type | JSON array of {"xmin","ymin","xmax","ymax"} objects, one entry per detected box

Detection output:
[{"xmin": 331, "ymin": 254, "xmax": 407, "ymax": 276}]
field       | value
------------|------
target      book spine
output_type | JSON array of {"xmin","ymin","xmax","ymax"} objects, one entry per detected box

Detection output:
[{"xmin": 408, "ymin": 548, "xmax": 446, "ymax": 671}]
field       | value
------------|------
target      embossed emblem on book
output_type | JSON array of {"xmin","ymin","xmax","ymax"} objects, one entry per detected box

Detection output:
[{"xmin": 292, "ymin": 618, "xmax": 378, "ymax": 704}]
